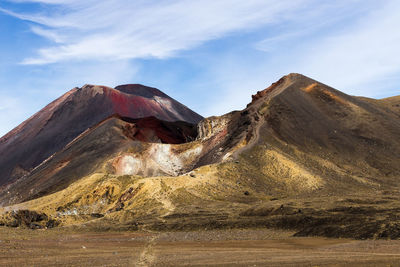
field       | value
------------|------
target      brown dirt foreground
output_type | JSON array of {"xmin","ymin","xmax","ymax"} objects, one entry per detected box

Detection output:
[{"xmin": 1, "ymin": 228, "xmax": 400, "ymax": 266}]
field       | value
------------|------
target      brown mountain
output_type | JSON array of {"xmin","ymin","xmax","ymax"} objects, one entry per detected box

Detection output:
[
  {"xmin": 1, "ymin": 74, "xmax": 400, "ymax": 239},
  {"xmin": 0, "ymin": 84, "xmax": 203, "ymax": 189}
]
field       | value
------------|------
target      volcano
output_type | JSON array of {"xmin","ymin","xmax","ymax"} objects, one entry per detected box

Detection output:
[{"xmin": 0, "ymin": 84, "xmax": 202, "ymax": 188}]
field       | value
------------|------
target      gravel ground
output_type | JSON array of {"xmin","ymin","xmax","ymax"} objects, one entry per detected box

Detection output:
[{"xmin": 1, "ymin": 228, "xmax": 400, "ymax": 266}]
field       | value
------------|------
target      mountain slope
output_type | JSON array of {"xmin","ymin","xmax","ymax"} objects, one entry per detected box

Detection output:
[
  {"xmin": 0, "ymin": 84, "xmax": 202, "ymax": 188},
  {"xmin": 0, "ymin": 115, "xmax": 198, "ymax": 205},
  {"xmin": 1, "ymin": 74, "xmax": 400, "ymax": 239},
  {"xmin": 239, "ymin": 74, "xmax": 400, "ymax": 192}
]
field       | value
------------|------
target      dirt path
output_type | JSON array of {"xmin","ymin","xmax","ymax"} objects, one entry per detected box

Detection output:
[
  {"xmin": 134, "ymin": 183, "xmax": 175, "ymax": 267},
  {"xmin": 136, "ymin": 234, "xmax": 158, "ymax": 266}
]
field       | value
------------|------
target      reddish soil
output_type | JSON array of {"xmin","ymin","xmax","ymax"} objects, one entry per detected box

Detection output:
[{"xmin": 249, "ymin": 75, "xmax": 285, "ymax": 105}]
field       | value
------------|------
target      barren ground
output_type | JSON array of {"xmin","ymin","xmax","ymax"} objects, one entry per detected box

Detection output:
[{"xmin": 1, "ymin": 228, "xmax": 400, "ymax": 266}]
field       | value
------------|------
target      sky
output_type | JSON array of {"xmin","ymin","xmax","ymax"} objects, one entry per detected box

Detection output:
[{"xmin": 0, "ymin": 0, "xmax": 399, "ymax": 137}]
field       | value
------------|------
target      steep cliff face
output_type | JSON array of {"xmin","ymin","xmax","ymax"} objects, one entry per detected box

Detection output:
[
  {"xmin": 196, "ymin": 116, "xmax": 230, "ymax": 140},
  {"xmin": 0, "ymin": 84, "xmax": 202, "ymax": 188}
]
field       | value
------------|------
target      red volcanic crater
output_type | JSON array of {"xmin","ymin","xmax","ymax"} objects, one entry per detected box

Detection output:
[
  {"xmin": 0, "ymin": 84, "xmax": 203, "ymax": 187},
  {"xmin": 107, "ymin": 84, "xmax": 195, "ymax": 122}
]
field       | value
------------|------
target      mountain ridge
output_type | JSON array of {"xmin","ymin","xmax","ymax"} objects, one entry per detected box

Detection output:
[{"xmin": 0, "ymin": 74, "xmax": 399, "ymax": 239}]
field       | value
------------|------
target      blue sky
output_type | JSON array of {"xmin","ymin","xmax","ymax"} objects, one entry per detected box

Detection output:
[{"xmin": 0, "ymin": 0, "xmax": 399, "ymax": 137}]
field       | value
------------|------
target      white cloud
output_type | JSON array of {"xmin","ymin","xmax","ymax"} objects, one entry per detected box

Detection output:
[
  {"xmin": 297, "ymin": 0, "xmax": 400, "ymax": 96},
  {"xmin": 254, "ymin": 1, "xmax": 370, "ymax": 52},
  {"xmin": 2, "ymin": 0, "xmax": 310, "ymax": 64},
  {"xmin": 30, "ymin": 26, "xmax": 65, "ymax": 43}
]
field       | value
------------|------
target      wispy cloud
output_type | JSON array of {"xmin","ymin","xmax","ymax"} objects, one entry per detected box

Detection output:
[
  {"xmin": 254, "ymin": 1, "xmax": 369, "ymax": 52},
  {"xmin": 298, "ymin": 0, "xmax": 400, "ymax": 96},
  {"xmin": 2, "ymin": 0, "xmax": 309, "ymax": 64},
  {"xmin": 30, "ymin": 25, "xmax": 65, "ymax": 43}
]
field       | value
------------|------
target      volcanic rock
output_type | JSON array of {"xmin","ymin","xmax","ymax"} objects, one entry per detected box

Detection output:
[{"xmin": 0, "ymin": 84, "xmax": 202, "ymax": 188}]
